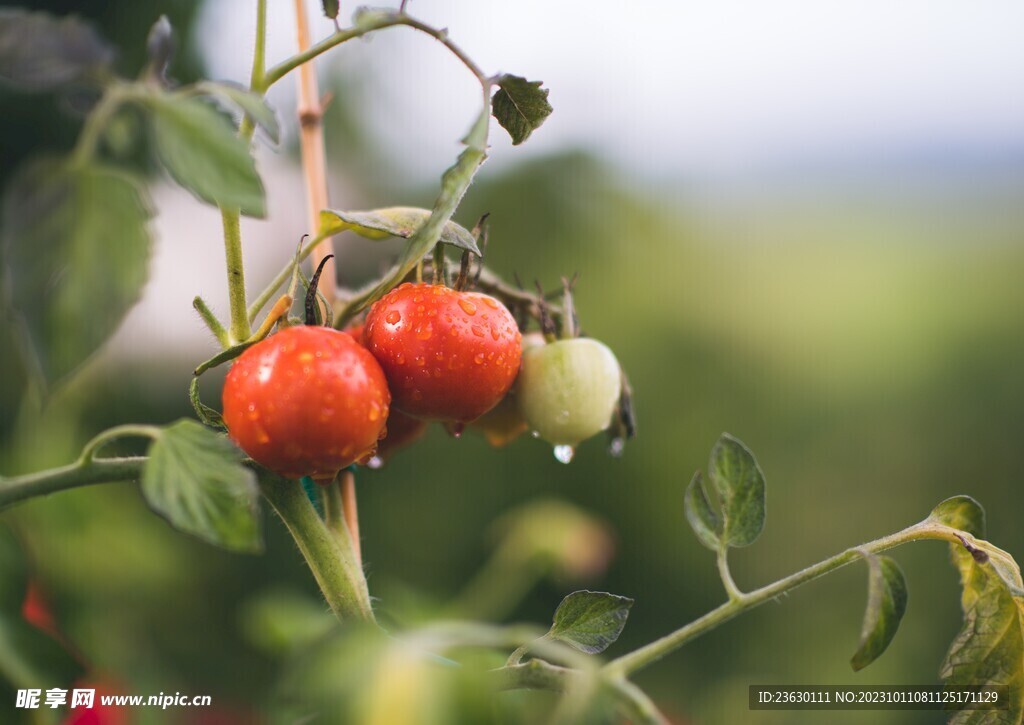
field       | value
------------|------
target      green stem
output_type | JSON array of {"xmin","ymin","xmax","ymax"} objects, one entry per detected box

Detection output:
[
  {"xmin": 247, "ymin": 234, "xmax": 323, "ymax": 323},
  {"xmin": 77, "ymin": 424, "xmax": 162, "ymax": 462},
  {"xmin": 220, "ymin": 208, "xmax": 252, "ymax": 344},
  {"xmin": 251, "ymin": 0, "xmax": 268, "ymax": 90},
  {"xmin": 0, "ymin": 458, "xmax": 145, "ymax": 511},
  {"xmin": 717, "ymin": 546, "xmax": 743, "ymax": 601},
  {"xmin": 603, "ymin": 521, "xmax": 965, "ymax": 678},
  {"xmin": 71, "ymin": 85, "xmax": 128, "ymax": 164},
  {"xmin": 262, "ymin": 12, "xmax": 486, "ymax": 90},
  {"xmin": 258, "ymin": 476, "xmax": 374, "ymax": 623},
  {"xmin": 192, "ymin": 296, "xmax": 230, "ymax": 348}
]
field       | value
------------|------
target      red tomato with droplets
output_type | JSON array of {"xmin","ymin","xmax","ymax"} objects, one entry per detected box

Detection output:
[
  {"xmin": 363, "ymin": 283, "xmax": 522, "ymax": 422},
  {"xmin": 222, "ymin": 326, "xmax": 390, "ymax": 480}
]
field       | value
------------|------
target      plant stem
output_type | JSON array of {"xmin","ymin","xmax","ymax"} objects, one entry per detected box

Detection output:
[
  {"xmin": 220, "ymin": 209, "xmax": 252, "ymax": 343},
  {"xmin": 192, "ymin": 296, "xmax": 230, "ymax": 348},
  {"xmin": 603, "ymin": 521, "xmax": 966, "ymax": 678},
  {"xmin": 71, "ymin": 85, "xmax": 128, "ymax": 164},
  {"xmin": 247, "ymin": 235, "xmax": 324, "ymax": 322},
  {"xmin": 0, "ymin": 458, "xmax": 145, "ymax": 511},
  {"xmin": 717, "ymin": 546, "xmax": 743, "ymax": 601},
  {"xmin": 339, "ymin": 469, "xmax": 362, "ymax": 568},
  {"xmin": 77, "ymin": 424, "xmax": 162, "ymax": 462},
  {"xmin": 258, "ymin": 475, "xmax": 375, "ymax": 623}
]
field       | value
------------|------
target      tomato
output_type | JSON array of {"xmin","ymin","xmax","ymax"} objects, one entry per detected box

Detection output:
[
  {"xmin": 363, "ymin": 283, "xmax": 522, "ymax": 422},
  {"xmin": 469, "ymin": 393, "xmax": 528, "ymax": 447},
  {"xmin": 516, "ymin": 338, "xmax": 621, "ymax": 449},
  {"xmin": 367, "ymin": 408, "xmax": 428, "ymax": 465},
  {"xmin": 222, "ymin": 326, "xmax": 390, "ymax": 480}
]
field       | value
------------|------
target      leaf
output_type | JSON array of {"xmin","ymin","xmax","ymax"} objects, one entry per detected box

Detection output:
[
  {"xmin": 0, "ymin": 9, "xmax": 113, "ymax": 91},
  {"xmin": 548, "ymin": 590, "xmax": 633, "ymax": 655},
  {"xmin": 684, "ymin": 471, "xmax": 720, "ymax": 550},
  {"xmin": 1, "ymin": 159, "xmax": 152, "ymax": 387},
  {"xmin": 322, "ymin": 0, "xmax": 340, "ymax": 21},
  {"xmin": 929, "ymin": 495, "xmax": 986, "ymax": 538},
  {"xmin": 142, "ymin": 420, "xmax": 262, "ymax": 553},
  {"xmin": 338, "ymin": 103, "xmax": 490, "ymax": 321},
  {"xmin": 492, "ymin": 75, "xmax": 552, "ymax": 145},
  {"xmin": 850, "ymin": 554, "xmax": 908, "ymax": 671},
  {"xmin": 708, "ymin": 433, "xmax": 766, "ymax": 548},
  {"xmin": 0, "ymin": 526, "xmax": 28, "ymax": 613},
  {"xmin": 147, "ymin": 95, "xmax": 265, "ymax": 217},
  {"xmin": 940, "ymin": 524, "xmax": 1024, "ymax": 723},
  {"xmin": 319, "ymin": 207, "xmax": 480, "ymax": 255},
  {"xmin": 196, "ymin": 81, "xmax": 280, "ymax": 144},
  {"xmin": 0, "ymin": 617, "xmax": 84, "ymax": 691}
]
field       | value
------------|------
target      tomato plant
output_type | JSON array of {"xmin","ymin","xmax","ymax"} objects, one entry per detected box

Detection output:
[{"xmin": 0, "ymin": 3, "xmax": 1021, "ymax": 725}]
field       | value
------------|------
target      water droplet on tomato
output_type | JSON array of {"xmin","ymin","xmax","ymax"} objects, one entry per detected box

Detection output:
[
  {"xmin": 367, "ymin": 455, "xmax": 384, "ymax": 469},
  {"xmin": 416, "ymin": 323, "xmax": 433, "ymax": 340},
  {"xmin": 395, "ymin": 352, "xmax": 406, "ymax": 365},
  {"xmin": 450, "ymin": 422, "xmax": 465, "ymax": 438},
  {"xmin": 368, "ymin": 403, "xmax": 381, "ymax": 422},
  {"xmin": 553, "ymin": 445, "xmax": 575, "ymax": 464},
  {"xmin": 386, "ymin": 310, "xmax": 401, "ymax": 325},
  {"xmin": 458, "ymin": 299, "xmax": 477, "ymax": 316},
  {"xmin": 482, "ymin": 297, "xmax": 499, "ymax": 309},
  {"xmin": 609, "ymin": 437, "xmax": 625, "ymax": 457},
  {"xmin": 473, "ymin": 353, "xmax": 485, "ymax": 364},
  {"xmin": 471, "ymin": 324, "xmax": 485, "ymax": 337},
  {"xmin": 414, "ymin": 356, "xmax": 426, "ymax": 367}
]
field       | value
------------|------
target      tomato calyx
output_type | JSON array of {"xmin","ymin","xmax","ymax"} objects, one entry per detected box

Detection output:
[{"xmin": 305, "ymin": 253, "xmax": 335, "ymax": 326}]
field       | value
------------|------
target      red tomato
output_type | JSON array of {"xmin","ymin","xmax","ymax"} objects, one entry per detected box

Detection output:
[
  {"xmin": 363, "ymin": 283, "xmax": 522, "ymax": 422},
  {"xmin": 222, "ymin": 326, "xmax": 390, "ymax": 480}
]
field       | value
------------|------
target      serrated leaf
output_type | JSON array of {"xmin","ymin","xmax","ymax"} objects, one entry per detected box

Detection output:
[
  {"xmin": 929, "ymin": 495, "xmax": 986, "ymax": 538},
  {"xmin": 1, "ymin": 159, "xmax": 152, "ymax": 387},
  {"xmin": 147, "ymin": 96, "xmax": 265, "ymax": 217},
  {"xmin": 684, "ymin": 471, "xmax": 720, "ymax": 550},
  {"xmin": 196, "ymin": 81, "xmax": 280, "ymax": 144},
  {"xmin": 0, "ymin": 526, "xmax": 28, "ymax": 613},
  {"xmin": 319, "ymin": 207, "xmax": 480, "ymax": 255},
  {"xmin": 0, "ymin": 617, "xmax": 84, "ymax": 691},
  {"xmin": 851, "ymin": 554, "xmax": 907, "ymax": 671},
  {"xmin": 708, "ymin": 433, "xmax": 766, "ymax": 548},
  {"xmin": 142, "ymin": 420, "xmax": 262, "ymax": 553},
  {"xmin": 0, "ymin": 9, "xmax": 113, "ymax": 91},
  {"xmin": 940, "ymin": 525, "xmax": 1024, "ymax": 723},
  {"xmin": 548, "ymin": 590, "xmax": 633, "ymax": 655},
  {"xmin": 322, "ymin": 0, "xmax": 340, "ymax": 20},
  {"xmin": 492, "ymin": 75, "xmax": 552, "ymax": 145}
]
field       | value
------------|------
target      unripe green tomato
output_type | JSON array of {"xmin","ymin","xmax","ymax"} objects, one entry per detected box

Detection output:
[{"xmin": 517, "ymin": 338, "xmax": 621, "ymax": 448}]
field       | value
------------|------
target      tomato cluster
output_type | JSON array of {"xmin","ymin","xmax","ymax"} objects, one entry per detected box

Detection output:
[{"xmin": 222, "ymin": 279, "xmax": 624, "ymax": 480}]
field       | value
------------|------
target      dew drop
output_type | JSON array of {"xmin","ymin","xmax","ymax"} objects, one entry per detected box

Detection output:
[
  {"xmin": 414, "ymin": 294, "xmax": 424, "ymax": 303},
  {"xmin": 450, "ymin": 422, "xmax": 465, "ymax": 438},
  {"xmin": 473, "ymin": 353, "xmax": 485, "ymax": 365},
  {"xmin": 414, "ymin": 356, "xmax": 426, "ymax": 367},
  {"xmin": 482, "ymin": 297, "xmax": 499, "ymax": 309},
  {"xmin": 367, "ymin": 456, "xmax": 384, "ymax": 469},
  {"xmin": 490, "ymin": 327, "xmax": 501, "ymax": 341},
  {"xmin": 368, "ymin": 403, "xmax": 381, "ymax": 422},
  {"xmin": 395, "ymin": 352, "xmax": 406, "ymax": 365},
  {"xmin": 458, "ymin": 299, "xmax": 478, "ymax": 316},
  {"xmin": 553, "ymin": 444, "xmax": 575, "ymax": 464},
  {"xmin": 609, "ymin": 437, "xmax": 626, "ymax": 458},
  {"xmin": 531, "ymin": 430, "xmax": 541, "ymax": 439},
  {"xmin": 471, "ymin": 324, "xmax": 485, "ymax": 337},
  {"xmin": 416, "ymin": 323, "xmax": 433, "ymax": 340},
  {"xmin": 386, "ymin": 310, "xmax": 401, "ymax": 325}
]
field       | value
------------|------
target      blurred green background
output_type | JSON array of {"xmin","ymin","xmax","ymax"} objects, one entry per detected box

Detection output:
[{"xmin": 2, "ymin": 1, "xmax": 1024, "ymax": 723}]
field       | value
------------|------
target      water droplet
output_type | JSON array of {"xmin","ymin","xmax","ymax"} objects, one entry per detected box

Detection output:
[
  {"xmin": 531, "ymin": 430, "xmax": 541, "ymax": 439},
  {"xmin": 414, "ymin": 356, "xmax": 426, "ymax": 367},
  {"xmin": 496, "ymin": 355, "xmax": 505, "ymax": 366},
  {"xmin": 450, "ymin": 422, "xmax": 465, "ymax": 438},
  {"xmin": 473, "ymin": 353, "xmax": 485, "ymax": 365},
  {"xmin": 417, "ymin": 305, "xmax": 425, "ymax": 314},
  {"xmin": 247, "ymin": 403, "xmax": 256, "ymax": 412},
  {"xmin": 609, "ymin": 437, "xmax": 626, "ymax": 457},
  {"xmin": 471, "ymin": 324, "xmax": 485, "ymax": 337},
  {"xmin": 368, "ymin": 403, "xmax": 380, "ymax": 422},
  {"xmin": 482, "ymin": 297, "xmax": 499, "ymax": 309},
  {"xmin": 458, "ymin": 298, "xmax": 477, "ymax": 316},
  {"xmin": 395, "ymin": 352, "xmax": 406, "ymax": 365},
  {"xmin": 490, "ymin": 327, "xmax": 501, "ymax": 341},
  {"xmin": 553, "ymin": 445, "xmax": 575, "ymax": 464},
  {"xmin": 386, "ymin": 310, "xmax": 401, "ymax": 325},
  {"xmin": 434, "ymin": 351, "xmax": 445, "ymax": 361},
  {"xmin": 416, "ymin": 323, "xmax": 433, "ymax": 340},
  {"xmin": 556, "ymin": 409, "xmax": 570, "ymax": 423},
  {"xmin": 412, "ymin": 389, "xmax": 423, "ymax": 401},
  {"xmin": 367, "ymin": 455, "xmax": 384, "ymax": 469},
  {"xmin": 414, "ymin": 294, "xmax": 423, "ymax": 303}
]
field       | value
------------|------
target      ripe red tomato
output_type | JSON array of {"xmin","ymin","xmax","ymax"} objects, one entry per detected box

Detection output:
[
  {"xmin": 363, "ymin": 283, "xmax": 522, "ymax": 422},
  {"xmin": 222, "ymin": 326, "xmax": 390, "ymax": 480}
]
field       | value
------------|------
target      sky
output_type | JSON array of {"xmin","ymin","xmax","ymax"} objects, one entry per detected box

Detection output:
[{"xmin": 196, "ymin": 0, "xmax": 1024, "ymax": 181}]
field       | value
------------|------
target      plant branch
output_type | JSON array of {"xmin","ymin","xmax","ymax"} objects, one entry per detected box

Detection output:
[
  {"xmin": 0, "ymin": 458, "xmax": 144, "ymax": 511},
  {"xmin": 193, "ymin": 296, "xmax": 230, "ymax": 348},
  {"xmin": 717, "ymin": 546, "xmax": 743, "ymax": 601},
  {"xmin": 220, "ymin": 208, "xmax": 252, "ymax": 344},
  {"xmin": 603, "ymin": 521, "xmax": 970, "ymax": 678},
  {"xmin": 258, "ymin": 474, "xmax": 375, "ymax": 623},
  {"xmin": 338, "ymin": 468, "xmax": 362, "ymax": 568}
]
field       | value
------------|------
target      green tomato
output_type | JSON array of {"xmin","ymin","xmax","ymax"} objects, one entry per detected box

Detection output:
[{"xmin": 517, "ymin": 338, "xmax": 622, "ymax": 450}]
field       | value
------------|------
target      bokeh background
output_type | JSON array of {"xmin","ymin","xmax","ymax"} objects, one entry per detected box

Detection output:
[{"xmin": 2, "ymin": 1, "xmax": 1024, "ymax": 723}]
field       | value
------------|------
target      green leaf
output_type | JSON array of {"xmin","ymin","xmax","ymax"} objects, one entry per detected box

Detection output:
[
  {"xmin": 142, "ymin": 420, "xmax": 262, "ymax": 553},
  {"xmin": 319, "ymin": 207, "xmax": 481, "ymax": 255},
  {"xmin": 850, "ymin": 554, "xmax": 908, "ymax": 671},
  {"xmin": 492, "ymin": 75, "xmax": 552, "ymax": 145},
  {"xmin": 1, "ymin": 159, "xmax": 152, "ymax": 387},
  {"xmin": 196, "ymin": 81, "xmax": 280, "ymax": 144},
  {"xmin": 147, "ymin": 95, "xmax": 265, "ymax": 217},
  {"xmin": 321, "ymin": 0, "xmax": 340, "ymax": 20},
  {"xmin": 708, "ymin": 433, "xmax": 766, "ymax": 547},
  {"xmin": 0, "ymin": 526, "xmax": 28, "ymax": 613},
  {"xmin": 337, "ymin": 103, "xmax": 490, "ymax": 322},
  {"xmin": 684, "ymin": 471, "xmax": 720, "ymax": 550},
  {"xmin": 0, "ymin": 617, "xmax": 84, "ymax": 691},
  {"xmin": 548, "ymin": 590, "xmax": 633, "ymax": 655},
  {"xmin": 929, "ymin": 495, "xmax": 986, "ymax": 538},
  {"xmin": 0, "ymin": 9, "xmax": 113, "ymax": 91},
  {"xmin": 940, "ymin": 525, "xmax": 1024, "ymax": 723}
]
